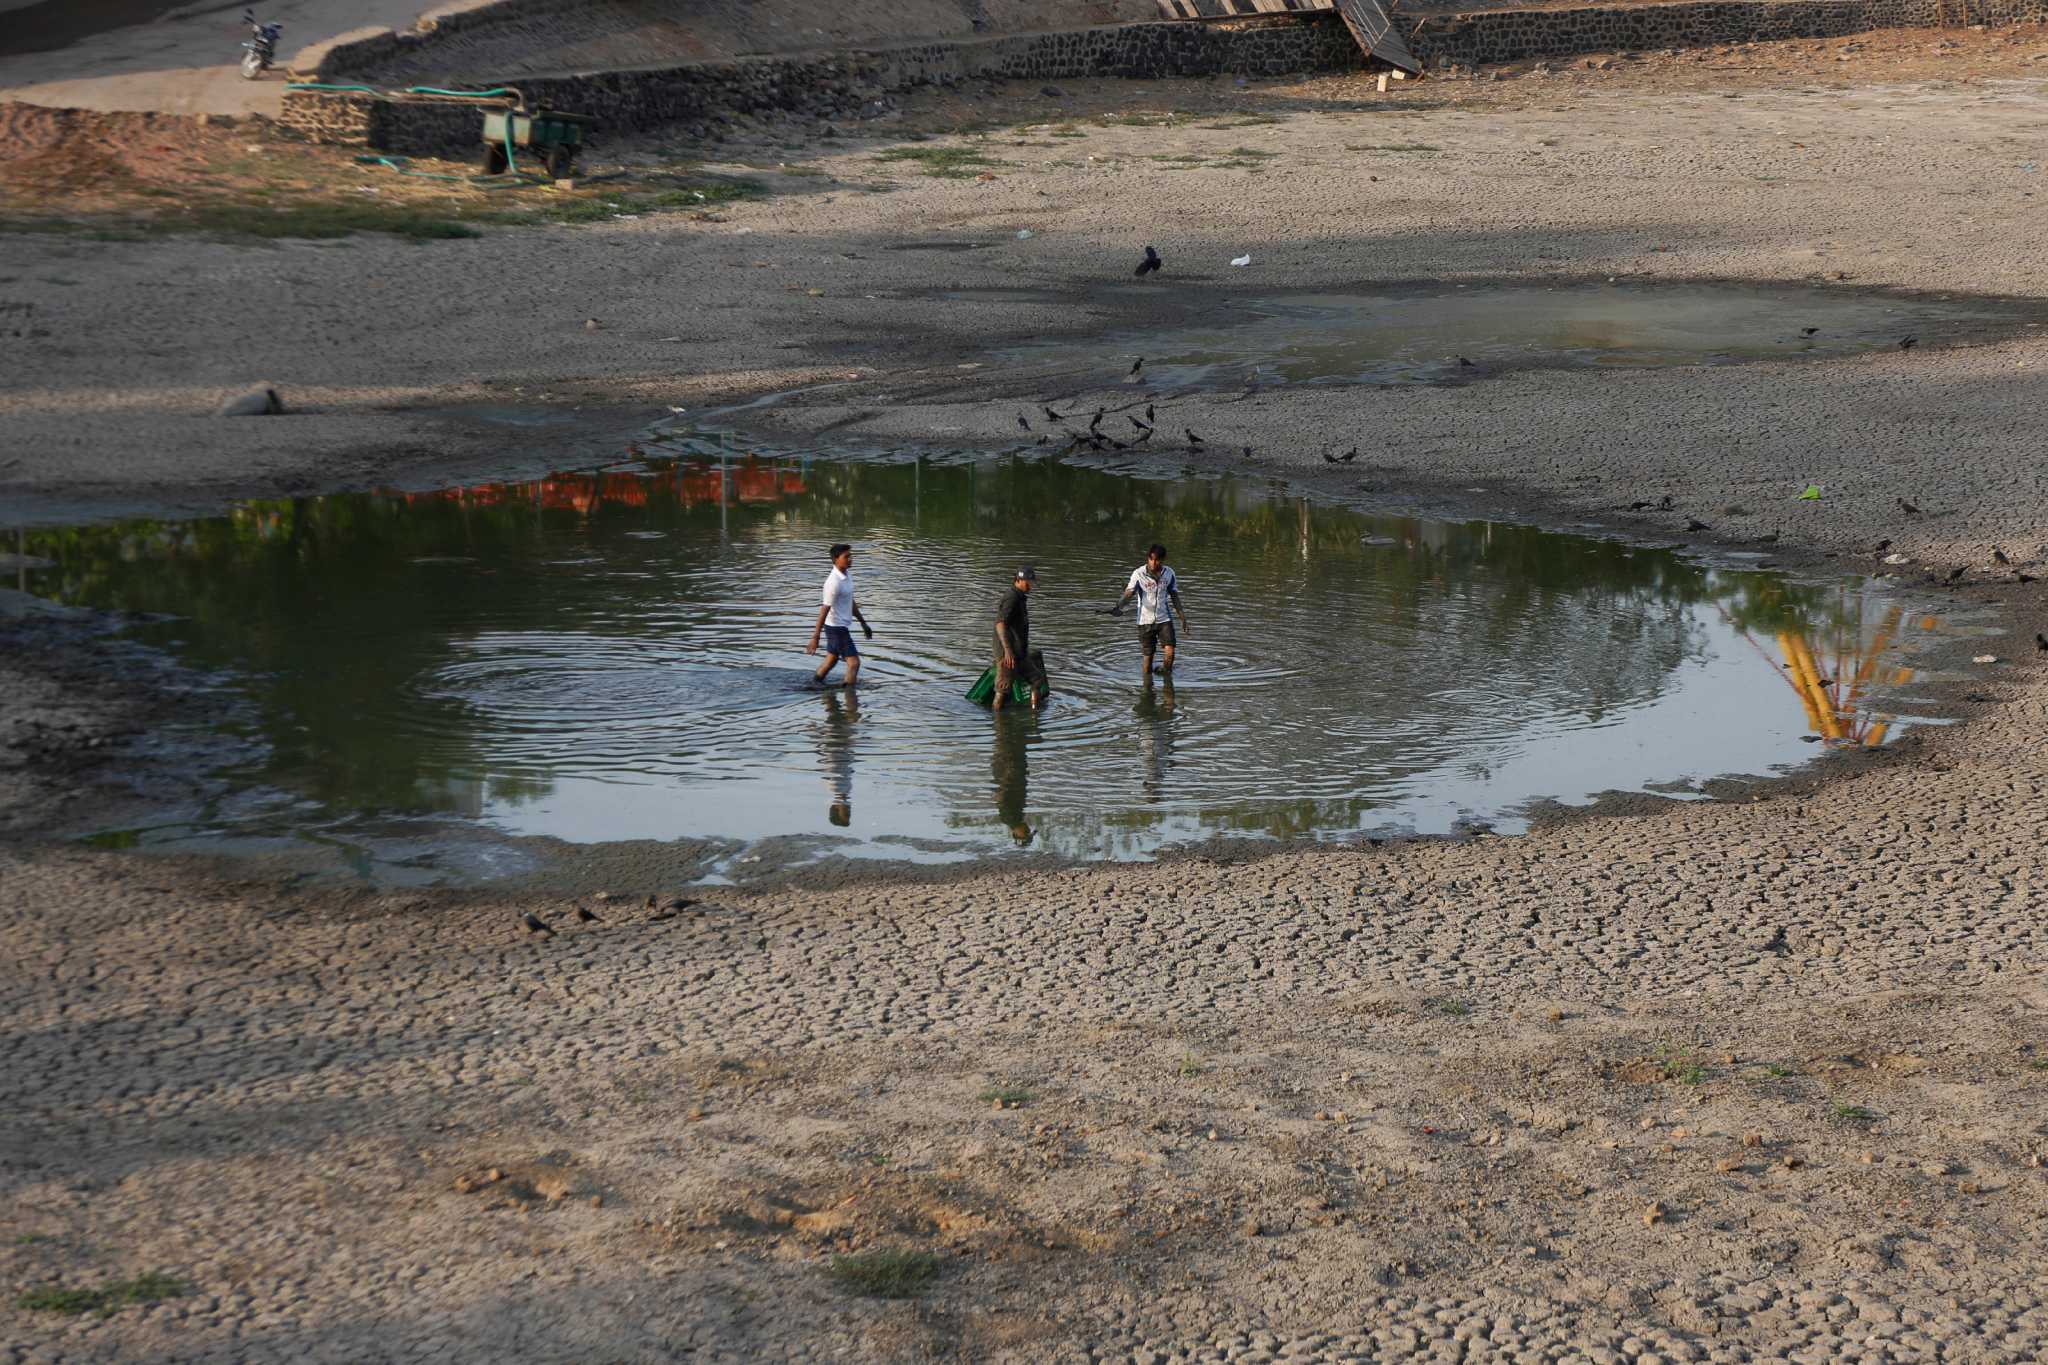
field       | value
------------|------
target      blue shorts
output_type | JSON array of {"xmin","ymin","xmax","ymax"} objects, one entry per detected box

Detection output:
[{"xmin": 821, "ymin": 624, "xmax": 859, "ymax": 658}]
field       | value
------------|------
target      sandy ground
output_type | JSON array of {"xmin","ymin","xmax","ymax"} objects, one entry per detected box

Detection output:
[{"xmin": 4, "ymin": 27, "xmax": 2048, "ymax": 1363}]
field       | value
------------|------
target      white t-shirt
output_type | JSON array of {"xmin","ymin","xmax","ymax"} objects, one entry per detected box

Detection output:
[
  {"xmin": 821, "ymin": 566, "xmax": 855, "ymax": 628},
  {"xmin": 1125, "ymin": 564, "xmax": 1177, "ymax": 625}
]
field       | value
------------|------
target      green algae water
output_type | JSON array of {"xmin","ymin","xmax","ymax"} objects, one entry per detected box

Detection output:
[{"xmin": 14, "ymin": 445, "xmax": 1969, "ymax": 880}]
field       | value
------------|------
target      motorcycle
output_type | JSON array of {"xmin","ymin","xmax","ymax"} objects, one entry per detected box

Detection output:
[{"xmin": 240, "ymin": 10, "xmax": 282, "ymax": 79}]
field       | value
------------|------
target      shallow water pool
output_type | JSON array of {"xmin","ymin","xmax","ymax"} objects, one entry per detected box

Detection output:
[{"xmin": 16, "ymin": 441, "xmax": 1973, "ymax": 879}]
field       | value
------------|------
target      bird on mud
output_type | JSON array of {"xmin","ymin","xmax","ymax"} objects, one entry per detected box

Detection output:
[
  {"xmin": 1036, "ymin": 435, "xmax": 1049, "ymax": 445},
  {"xmin": 1089, "ymin": 408, "xmax": 1105, "ymax": 433},
  {"xmin": 1242, "ymin": 445, "xmax": 1255, "ymax": 461},
  {"xmin": 1873, "ymin": 539, "xmax": 1892, "ymax": 555},
  {"xmin": 1322, "ymin": 449, "xmax": 1340, "ymax": 464},
  {"xmin": 1899, "ymin": 335, "xmax": 1919, "ymax": 350},
  {"xmin": 1994, "ymin": 547, "xmax": 2011, "ymax": 565},
  {"xmin": 1945, "ymin": 566, "xmax": 1967, "ymax": 584},
  {"xmin": 1457, "ymin": 356, "xmax": 1476, "ymax": 368},
  {"xmin": 1658, "ymin": 494, "xmax": 1674, "ymax": 511},
  {"xmin": 1133, "ymin": 425, "xmax": 1155, "ymax": 446},
  {"xmin": 1185, "ymin": 428, "xmax": 1204, "ymax": 447},
  {"xmin": 1145, "ymin": 402, "xmax": 1156, "ymax": 423},
  {"xmin": 1801, "ymin": 326, "xmax": 1819, "ymax": 337},
  {"xmin": 576, "ymin": 905, "xmax": 602, "ymax": 923},
  {"xmin": 1130, "ymin": 416, "xmax": 1153, "ymax": 435},
  {"xmin": 1135, "ymin": 245, "xmax": 1162, "ymax": 277},
  {"xmin": 1043, "ymin": 406, "xmax": 1066, "ymax": 423},
  {"xmin": 1017, "ymin": 413, "xmax": 1031, "ymax": 432},
  {"xmin": 1898, "ymin": 497, "xmax": 1922, "ymax": 515},
  {"xmin": 1686, "ymin": 518, "xmax": 1712, "ymax": 532},
  {"xmin": 2036, "ymin": 633, "xmax": 2048, "ymax": 652},
  {"xmin": 1128, "ymin": 357, "xmax": 1145, "ymax": 379},
  {"xmin": 1338, "ymin": 447, "xmax": 1359, "ymax": 463},
  {"xmin": 522, "ymin": 912, "xmax": 556, "ymax": 938}
]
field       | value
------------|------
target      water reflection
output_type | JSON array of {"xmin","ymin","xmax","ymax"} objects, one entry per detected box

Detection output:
[{"xmin": 13, "ymin": 443, "xmax": 1970, "ymax": 874}]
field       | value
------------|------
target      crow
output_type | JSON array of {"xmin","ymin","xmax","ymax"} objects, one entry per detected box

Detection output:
[
  {"xmin": 1873, "ymin": 539, "xmax": 1892, "ymax": 555},
  {"xmin": 1128, "ymin": 357, "xmax": 1144, "ymax": 378},
  {"xmin": 1457, "ymin": 356, "xmax": 1476, "ymax": 368},
  {"xmin": 2037, "ymin": 633, "xmax": 2048, "ymax": 652},
  {"xmin": 1800, "ymin": 326, "xmax": 1819, "ymax": 337},
  {"xmin": 1898, "ymin": 497, "xmax": 1921, "ymax": 515},
  {"xmin": 1043, "ymin": 406, "xmax": 1066, "ymax": 423},
  {"xmin": 1130, "ymin": 416, "xmax": 1152, "ymax": 433},
  {"xmin": 2019, "ymin": 573, "xmax": 2039, "ymax": 584},
  {"xmin": 522, "ymin": 912, "xmax": 556, "ymax": 937},
  {"xmin": 1898, "ymin": 335, "xmax": 1918, "ymax": 350},
  {"xmin": 645, "ymin": 894, "xmax": 657, "ymax": 910},
  {"xmin": 1017, "ymin": 413, "xmax": 1031, "ymax": 432},
  {"xmin": 1133, "ymin": 426, "xmax": 1154, "ymax": 445},
  {"xmin": 1135, "ymin": 245, "xmax": 1162, "ymax": 277},
  {"xmin": 1630, "ymin": 501, "xmax": 1654, "ymax": 512},
  {"xmin": 1686, "ymin": 518, "xmax": 1711, "ymax": 532},
  {"xmin": 1658, "ymin": 494, "xmax": 1674, "ymax": 511},
  {"xmin": 1242, "ymin": 445, "xmax": 1255, "ymax": 460},
  {"xmin": 1036, "ymin": 435, "xmax": 1049, "ymax": 446},
  {"xmin": 1322, "ymin": 449, "xmax": 1339, "ymax": 464},
  {"xmin": 1089, "ymin": 408, "xmax": 1105, "ymax": 433},
  {"xmin": 665, "ymin": 897, "xmax": 700, "ymax": 911},
  {"xmin": 1338, "ymin": 447, "xmax": 1358, "ymax": 463},
  {"xmin": 1945, "ymin": 565, "xmax": 1967, "ymax": 583},
  {"xmin": 1993, "ymin": 547, "xmax": 2011, "ymax": 565},
  {"xmin": 1145, "ymin": 403, "xmax": 1156, "ymax": 422},
  {"xmin": 1185, "ymin": 428, "xmax": 1204, "ymax": 447},
  {"xmin": 576, "ymin": 905, "xmax": 601, "ymax": 923}
]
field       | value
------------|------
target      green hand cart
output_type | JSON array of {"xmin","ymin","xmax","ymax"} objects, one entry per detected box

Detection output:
[{"xmin": 480, "ymin": 106, "xmax": 595, "ymax": 178}]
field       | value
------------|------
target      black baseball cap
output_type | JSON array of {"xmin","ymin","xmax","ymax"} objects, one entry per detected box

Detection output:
[{"xmin": 1015, "ymin": 565, "xmax": 1038, "ymax": 581}]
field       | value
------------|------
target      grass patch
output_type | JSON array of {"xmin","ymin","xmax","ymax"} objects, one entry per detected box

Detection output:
[
  {"xmin": 1346, "ymin": 143, "xmax": 1443, "ymax": 153},
  {"xmin": 1831, "ymin": 1102, "xmax": 1879, "ymax": 1122},
  {"xmin": 1227, "ymin": 147, "xmax": 1279, "ymax": 159},
  {"xmin": 872, "ymin": 146, "xmax": 1009, "ymax": 178},
  {"xmin": 1050, "ymin": 125, "xmax": 1088, "ymax": 138},
  {"xmin": 1763, "ymin": 1063, "xmax": 1796, "ymax": 1078},
  {"xmin": 1199, "ymin": 114, "xmax": 1284, "ymax": 129},
  {"xmin": 1655, "ymin": 1043, "xmax": 1707, "ymax": 1085},
  {"xmin": 15, "ymin": 1272, "xmax": 187, "ymax": 1318},
  {"xmin": 1149, "ymin": 153, "xmax": 1207, "ymax": 164},
  {"xmin": 1093, "ymin": 111, "xmax": 1190, "ymax": 127},
  {"xmin": 825, "ymin": 1248, "xmax": 939, "ymax": 1299},
  {"xmin": 1177, "ymin": 1050, "xmax": 1204, "ymax": 1078},
  {"xmin": 979, "ymin": 1084, "xmax": 1033, "ymax": 1107},
  {"xmin": 1434, "ymin": 998, "xmax": 1471, "ymax": 1018}
]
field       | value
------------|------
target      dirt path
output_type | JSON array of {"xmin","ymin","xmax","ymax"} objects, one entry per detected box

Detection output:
[{"xmin": 3, "ymin": 33, "xmax": 2048, "ymax": 1363}]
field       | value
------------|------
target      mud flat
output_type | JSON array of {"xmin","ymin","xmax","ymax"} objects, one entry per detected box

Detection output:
[{"xmin": 4, "ymin": 34, "xmax": 2048, "ymax": 1363}]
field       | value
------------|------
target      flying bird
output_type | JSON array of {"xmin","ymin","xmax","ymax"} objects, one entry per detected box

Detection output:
[
  {"xmin": 1135, "ymin": 245, "xmax": 1162, "ymax": 277},
  {"xmin": 522, "ymin": 913, "xmax": 556, "ymax": 937}
]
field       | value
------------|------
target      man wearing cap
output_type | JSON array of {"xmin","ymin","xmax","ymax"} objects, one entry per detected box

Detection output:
[{"xmin": 993, "ymin": 565, "xmax": 1046, "ymax": 712}]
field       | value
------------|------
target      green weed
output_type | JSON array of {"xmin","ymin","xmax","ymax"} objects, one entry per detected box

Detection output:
[
  {"xmin": 872, "ymin": 146, "xmax": 1009, "ymax": 178},
  {"xmin": 979, "ymin": 1084, "xmax": 1033, "ymax": 1107},
  {"xmin": 15, "ymin": 1272, "xmax": 187, "ymax": 1318},
  {"xmin": 825, "ymin": 1248, "xmax": 940, "ymax": 1298}
]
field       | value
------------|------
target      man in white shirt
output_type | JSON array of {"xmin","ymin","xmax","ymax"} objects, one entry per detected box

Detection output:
[
  {"xmin": 1113, "ymin": 542, "xmax": 1188, "ymax": 677},
  {"xmin": 806, "ymin": 543, "xmax": 873, "ymax": 686}
]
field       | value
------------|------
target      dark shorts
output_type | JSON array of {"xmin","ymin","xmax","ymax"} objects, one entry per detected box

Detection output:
[
  {"xmin": 821, "ymin": 625, "xmax": 859, "ymax": 658},
  {"xmin": 1139, "ymin": 621, "xmax": 1177, "ymax": 651}
]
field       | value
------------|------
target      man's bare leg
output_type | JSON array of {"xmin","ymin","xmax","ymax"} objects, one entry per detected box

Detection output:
[
  {"xmin": 1160, "ymin": 643, "xmax": 1175, "ymax": 675},
  {"xmin": 844, "ymin": 656, "xmax": 861, "ymax": 687},
  {"xmin": 814, "ymin": 651, "xmax": 841, "ymax": 685}
]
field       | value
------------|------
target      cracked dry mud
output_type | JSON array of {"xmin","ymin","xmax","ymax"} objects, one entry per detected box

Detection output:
[{"xmin": 5, "ymin": 29, "xmax": 2048, "ymax": 1365}]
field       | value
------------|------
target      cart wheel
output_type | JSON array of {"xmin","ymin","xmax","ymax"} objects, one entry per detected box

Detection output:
[
  {"xmin": 545, "ymin": 144, "xmax": 575, "ymax": 179},
  {"xmin": 481, "ymin": 143, "xmax": 509, "ymax": 175}
]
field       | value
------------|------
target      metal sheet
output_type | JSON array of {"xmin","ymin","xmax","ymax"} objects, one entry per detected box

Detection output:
[{"xmin": 1331, "ymin": 0, "xmax": 1422, "ymax": 72}]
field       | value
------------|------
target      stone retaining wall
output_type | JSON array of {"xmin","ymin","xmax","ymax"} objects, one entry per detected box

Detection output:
[{"xmin": 279, "ymin": 1, "xmax": 2048, "ymax": 155}]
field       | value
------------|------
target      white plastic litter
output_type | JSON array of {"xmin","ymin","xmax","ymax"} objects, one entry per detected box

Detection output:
[
  {"xmin": 1016, "ymin": 229, "xmax": 1034, "ymax": 239},
  {"xmin": 1230, "ymin": 254, "xmax": 1252, "ymax": 267},
  {"xmin": 1882, "ymin": 553, "xmax": 1911, "ymax": 565},
  {"xmin": 1972, "ymin": 654, "xmax": 1999, "ymax": 664}
]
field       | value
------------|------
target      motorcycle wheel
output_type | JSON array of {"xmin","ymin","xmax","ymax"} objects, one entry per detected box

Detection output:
[{"xmin": 241, "ymin": 50, "xmax": 265, "ymax": 79}]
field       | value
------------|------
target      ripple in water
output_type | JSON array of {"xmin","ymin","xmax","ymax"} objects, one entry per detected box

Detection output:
[{"xmin": 18, "ymin": 447, "xmax": 1978, "ymax": 873}]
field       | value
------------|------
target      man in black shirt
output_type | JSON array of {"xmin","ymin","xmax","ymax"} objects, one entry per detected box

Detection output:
[{"xmin": 993, "ymin": 565, "xmax": 1045, "ymax": 711}]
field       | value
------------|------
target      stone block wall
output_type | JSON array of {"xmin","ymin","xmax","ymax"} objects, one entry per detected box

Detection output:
[{"xmin": 279, "ymin": 2, "xmax": 2048, "ymax": 155}]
